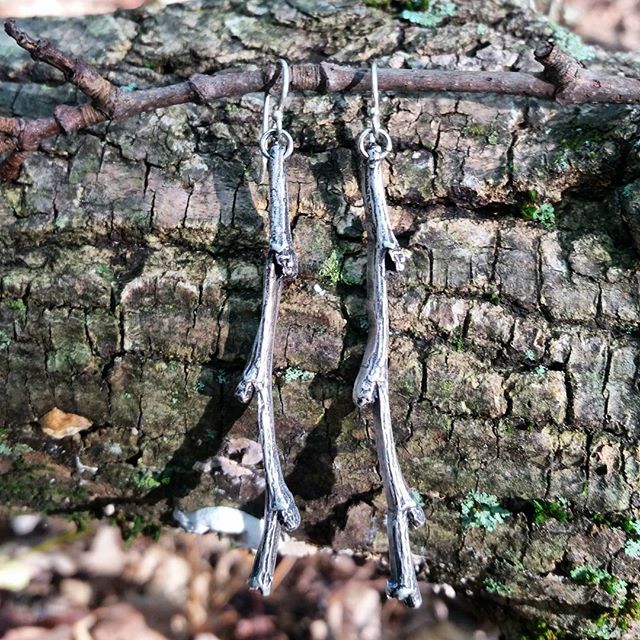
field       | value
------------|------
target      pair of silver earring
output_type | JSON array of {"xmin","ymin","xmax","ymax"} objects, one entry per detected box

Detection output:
[{"xmin": 236, "ymin": 60, "xmax": 425, "ymax": 608}]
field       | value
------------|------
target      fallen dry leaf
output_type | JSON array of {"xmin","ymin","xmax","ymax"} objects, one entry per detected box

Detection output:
[
  {"xmin": 215, "ymin": 456, "xmax": 253, "ymax": 478},
  {"xmin": 279, "ymin": 537, "xmax": 318, "ymax": 557},
  {"xmin": 91, "ymin": 603, "xmax": 169, "ymax": 640},
  {"xmin": 3, "ymin": 627, "xmax": 72, "ymax": 640},
  {"xmin": 40, "ymin": 408, "xmax": 92, "ymax": 439},
  {"xmin": 79, "ymin": 526, "xmax": 125, "ymax": 577},
  {"xmin": 326, "ymin": 582, "xmax": 381, "ymax": 640},
  {"xmin": 71, "ymin": 614, "xmax": 96, "ymax": 640},
  {"xmin": 226, "ymin": 437, "xmax": 263, "ymax": 466},
  {"xmin": 60, "ymin": 578, "xmax": 93, "ymax": 607}
]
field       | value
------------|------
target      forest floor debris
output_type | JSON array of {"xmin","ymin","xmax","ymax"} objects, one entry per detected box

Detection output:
[{"xmin": 0, "ymin": 515, "xmax": 498, "ymax": 640}]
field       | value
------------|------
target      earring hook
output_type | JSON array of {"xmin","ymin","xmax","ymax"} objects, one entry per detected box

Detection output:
[
  {"xmin": 262, "ymin": 59, "xmax": 290, "ymax": 135},
  {"xmin": 274, "ymin": 58, "xmax": 290, "ymax": 118},
  {"xmin": 259, "ymin": 59, "xmax": 292, "ymax": 183},
  {"xmin": 357, "ymin": 60, "xmax": 392, "ymax": 159},
  {"xmin": 370, "ymin": 60, "xmax": 381, "ymax": 136}
]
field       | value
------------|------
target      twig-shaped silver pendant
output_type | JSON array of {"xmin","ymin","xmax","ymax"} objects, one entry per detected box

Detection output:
[
  {"xmin": 355, "ymin": 68, "xmax": 426, "ymax": 606},
  {"xmin": 235, "ymin": 68, "xmax": 300, "ymax": 594}
]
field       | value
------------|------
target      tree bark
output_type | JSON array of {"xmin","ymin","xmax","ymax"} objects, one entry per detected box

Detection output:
[{"xmin": 1, "ymin": 1, "xmax": 640, "ymax": 637}]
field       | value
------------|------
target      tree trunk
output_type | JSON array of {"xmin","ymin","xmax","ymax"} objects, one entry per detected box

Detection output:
[{"xmin": 2, "ymin": 1, "xmax": 640, "ymax": 637}]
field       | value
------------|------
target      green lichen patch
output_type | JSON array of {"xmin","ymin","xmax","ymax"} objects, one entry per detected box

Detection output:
[
  {"xmin": 0, "ymin": 430, "xmax": 12, "ymax": 457},
  {"xmin": 533, "ymin": 365, "xmax": 547, "ymax": 378},
  {"xmin": 623, "ymin": 518, "xmax": 640, "ymax": 558},
  {"xmin": 340, "ymin": 255, "xmax": 366, "ymax": 286},
  {"xmin": 625, "ymin": 539, "xmax": 640, "ymax": 559},
  {"xmin": 94, "ymin": 263, "xmax": 116, "ymax": 281},
  {"xmin": 578, "ymin": 602, "xmax": 640, "ymax": 640},
  {"xmin": 570, "ymin": 565, "xmax": 627, "ymax": 598},
  {"xmin": 283, "ymin": 366, "xmax": 315, "ymax": 383},
  {"xmin": 483, "ymin": 575, "xmax": 514, "ymax": 597},
  {"xmin": 316, "ymin": 246, "xmax": 365, "ymax": 288},
  {"xmin": 46, "ymin": 343, "xmax": 94, "ymax": 372},
  {"xmin": 548, "ymin": 126, "xmax": 616, "ymax": 179},
  {"xmin": 210, "ymin": 369, "xmax": 229, "ymax": 385},
  {"xmin": 114, "ymin": 513, "xmax": 163, "ymax": 545},
  {"xmin": 131, "ymin": 468, "xmax": 163, "ymax": 490},
  {"xmin": 0, "ymin": 429, "xmax": 32, "ymax": 458},
  {"xmin": 0, "ymin": 329, "xmax": 11, "ymax": 350},
  {"xmin": 461, "ymin": 491, "xmax": 510, "ymax": 531},
  {"xmin": 546, "ymin": 21, "xmax": 595, "ymax": 62},
  {"xmin": 400, "ymin": 1, "xmax": 457, "ymax": 27},
  {"xmin": 409, "ymin": 488, "xmax": 425, "ymax": 508},
  {"xmin": 450, "ymin": 330, "xmax": 464, "ymax": 352}
]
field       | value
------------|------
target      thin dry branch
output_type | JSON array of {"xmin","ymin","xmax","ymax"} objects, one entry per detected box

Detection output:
[
  {"xmin": 5, "ymin": 19, "xmax": 121, "ymax": 114},
  {"xmin": 533, "ymin": 43, "xmax": 640, "ymax": 103},
  {"xmin": 2, "ymin": 19, "xmax": 640, "ymax": 180}
]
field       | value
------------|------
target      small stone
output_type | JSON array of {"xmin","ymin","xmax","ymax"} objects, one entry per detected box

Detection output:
[
  {"xmin": 75, "ymin": 456, "xmax": 98, "ymax": 475},
  {"xmin": 10, "ymin": 514, "xmax": 41, "ymax": 536},
  {"xmin": 309, "ymin": 620, "xmax": 329, "ymax": 640},
  {"xmin": 60, "ymin": 577, "xmax": 93, "ymax": 606}
]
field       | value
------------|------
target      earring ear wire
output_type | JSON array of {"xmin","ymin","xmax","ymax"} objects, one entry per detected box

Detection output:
[
  {"xmin": 357, "ymin": 61, "xmax": 391, "ymax": 159},
  {"xmin": 258, "ymin": 59, "xmax": 292, "ymax": 183}
]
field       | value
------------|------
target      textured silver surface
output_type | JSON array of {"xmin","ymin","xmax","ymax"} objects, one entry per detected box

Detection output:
[
  {"xmin": 355, "ymin": 143, "xmax": 426, "ymax": 608},
  {"xmin": 236, "ymin": 139, "xmax": 300, "ymax": 596}
]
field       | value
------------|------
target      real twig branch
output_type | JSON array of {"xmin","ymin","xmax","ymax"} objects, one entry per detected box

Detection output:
[
  {"xmin": 2, "ymin": 19, "xmax": 640, "ymax": 180},
  {"xmin": 532, "ymin": 43, "xmax": 640, "ymax": 103}
]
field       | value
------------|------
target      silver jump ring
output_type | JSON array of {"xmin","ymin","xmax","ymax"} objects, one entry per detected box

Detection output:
[
  {"xmin": 358, "ymin": 127, "xmax": 392, "ymax": 159},
  {"xmin": 260, "ymin": 128, "xmax": 294, "ymax": 159}
]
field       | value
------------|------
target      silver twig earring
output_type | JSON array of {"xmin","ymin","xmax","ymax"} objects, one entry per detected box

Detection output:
[
  {"xmin": 354, "ymin": 61, "xmax": 426, "ymax": 608},
  {"xmin": 235, "ymin": 59, "xmax": 300, "ymax": 595}
]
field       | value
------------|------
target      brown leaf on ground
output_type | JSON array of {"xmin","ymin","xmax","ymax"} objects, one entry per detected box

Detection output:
[
  {"xmin": 78, "ymin": 525, "xmax": 124, "ymax": 576},
  {"xmin": 215, "ymin": 457, "xmax": 253, "ymax": 479},
  {"xmin": 91, "ymin": 603, "xmax": 169, "ymax": 640},
  {"xmin": 226, "ymin": 437, "xmax": 263, "ymax": 466},
  {"xmin": 326, "ymin": 582, "xmax": 381, "ymax": 640},
  {"xmin": 39, "ymin": 408, "xmax": 92, "ymax": 439},
  {"xmin": 3, "ymin": 627, "xmax": 73, "ymax": 640}
]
